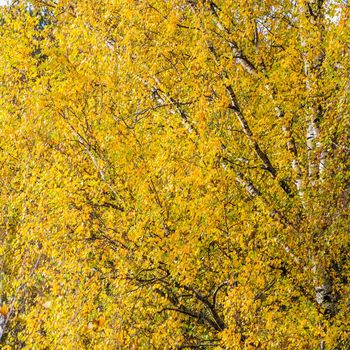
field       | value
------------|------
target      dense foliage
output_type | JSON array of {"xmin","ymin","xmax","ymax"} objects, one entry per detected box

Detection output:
[{"xmin": 0, "ymin": 0, "xmax": 349, "ymax": 348}]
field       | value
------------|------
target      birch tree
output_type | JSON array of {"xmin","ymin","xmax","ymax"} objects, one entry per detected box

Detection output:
[{"xmin": 0, "ymin": 0, "xmax": 349, "ymax": 349}]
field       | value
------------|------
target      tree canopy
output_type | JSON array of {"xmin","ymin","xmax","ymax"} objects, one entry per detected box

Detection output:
[{"xmin": 0, "ymin": 0, "xmax": 349, "ymax": 349}]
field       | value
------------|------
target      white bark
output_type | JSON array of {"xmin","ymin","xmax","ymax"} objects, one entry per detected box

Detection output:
[
  {"xmin": 151, "ymin": 76, "xmax": 199, "ymax": 136},
  {"xmin": 281, "ymin": 118, "xmax": 304, "ymax": 201},
  {"xmin": 301, "ymin": 2, "xmax": 327, "ymax": 183},
  {"xmin": 235, "ymin": 172, "xmax": 260, "ymax": 198},
  {"xmin": 0, "ymin": 314, "xmax": 5, "ymax": 340}
]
